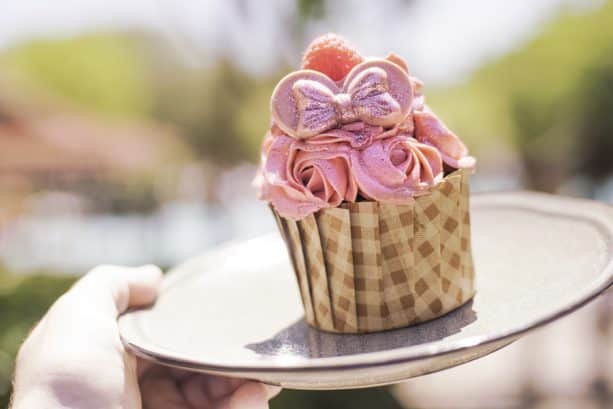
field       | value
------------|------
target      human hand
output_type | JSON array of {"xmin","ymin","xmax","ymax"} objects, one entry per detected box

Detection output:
[{"xmin": 11, "ymin": 265, "xmax": 281, "ymax": 409}]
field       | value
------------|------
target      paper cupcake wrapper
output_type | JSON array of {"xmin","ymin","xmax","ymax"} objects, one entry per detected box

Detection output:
[{"xmin": 272, "ymin": 169, "xmax": 475, "ymax": 333}]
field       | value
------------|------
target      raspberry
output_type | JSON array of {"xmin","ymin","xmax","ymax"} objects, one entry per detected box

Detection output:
[{"xmin": 301, "ymin": 33, "xmax": 363, "ymax": 81}]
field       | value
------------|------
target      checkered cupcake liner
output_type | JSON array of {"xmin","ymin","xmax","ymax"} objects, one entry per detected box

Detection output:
[{"xmin": 272, "ymin": 169, "xmax": 475, "ymax": 334}]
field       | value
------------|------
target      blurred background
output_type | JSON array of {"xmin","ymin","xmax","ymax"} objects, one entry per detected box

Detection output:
[{"xmin": 1, "ymin": 0, "xmax": 613, "ymax": 407}]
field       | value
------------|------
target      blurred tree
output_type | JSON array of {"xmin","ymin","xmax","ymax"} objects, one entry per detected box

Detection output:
[
  {"xmin": 1, "ymin": 34, "xmax": 153, "ymax": 118},
  {"xmin": 429, "ymin": 0, "xmax": 613, "ymax": 192},
  {"xmin": 574, "ymin": 59, "xmax": 613, "ymax": 183},
  {"xmin": 0, "ymin": 34, "xmax": 195, "ymax": 211},
  {"xmin": 297, "ymin": 0, "xmax": 326, "ymax": 21},
  {"xmin": 149, "ymin": 58, "xmax": 272, "ymax": 161}
]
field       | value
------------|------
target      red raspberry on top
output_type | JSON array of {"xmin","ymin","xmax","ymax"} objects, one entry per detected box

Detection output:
[{"xmin": 301, "ymin": 33, "xmax": 363, "ymax": 82}]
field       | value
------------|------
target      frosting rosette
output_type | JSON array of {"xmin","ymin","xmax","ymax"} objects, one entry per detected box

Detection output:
[
  {"xmin": 414, "ymin": 107, "xmax": 476, "ymax": 169},
  {"xmin": 351, "ymin": 135, "xmax": 443, "ymax": 202},
  {"xmin": 258, "ymin": 133, "xmax": 358, "ymax": 220},
  {"xmin": 305, "ymin": 119, "xmax": 413, "ymax": 149},
  {"xmin": 256, "ymin": 33, "xmax": 476, "ymax": 220},
  {"xmin": 254, "ymin": 34, "xmax": 477, "ymax": 335}
]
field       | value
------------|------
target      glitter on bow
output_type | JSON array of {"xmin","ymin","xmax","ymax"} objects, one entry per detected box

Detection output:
[{"xmin": 271, "ymin": 59, "xmax": 413, "ymax": 139}]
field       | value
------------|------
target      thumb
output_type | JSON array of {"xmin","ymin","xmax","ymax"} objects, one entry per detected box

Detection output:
[
  {"xmin": 70, "ymin": 264, "xmax": 163, "ymax": 316},
  {"xmin": 13, "ymin": 266, "xmax": 162, "ymax": 409}
]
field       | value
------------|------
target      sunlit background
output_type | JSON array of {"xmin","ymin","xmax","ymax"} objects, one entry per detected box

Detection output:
[{"xmin": 1, "ymin": 0, "xmax": 613, "ymax": 407}]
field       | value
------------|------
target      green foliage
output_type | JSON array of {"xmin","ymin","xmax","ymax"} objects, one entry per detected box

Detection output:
[
  {"xmin": 272, "ymin": 386, "xmax": 404, "ymax": 409},
  {"xmin": 1, "ymin": 34, "xmax": 153, "ymax": 117},
  {"xmin": 574, "ymin": 60, "xmax": 613, "ymax": 180},
  {"xmin": 151, "ymin": 59, "xmax": 276, "ymax": 165},
  {"xmin": 297, "ymin": 0, "xmax": 326, "ymax": 21},
  {"xmin": 0, "ymin": 33, "xmax": 281, "ymax": 166},
  {"xmin": 428, "ymin": 1, "xmax": 613, "ymax": 190},
  {"xmin": 235, "ymin": 79, "xmax": 278, "ymax": 160}
]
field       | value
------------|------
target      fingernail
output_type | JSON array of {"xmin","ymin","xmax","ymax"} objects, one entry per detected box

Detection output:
[{"xmin": 263, "ymin": 384, "xmax": 282, "ymax": 399}]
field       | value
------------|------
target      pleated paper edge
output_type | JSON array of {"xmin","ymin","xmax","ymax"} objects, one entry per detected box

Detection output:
[{"xmin": 272, "ymin": 169, "xmax": 476, "ymax": 334}]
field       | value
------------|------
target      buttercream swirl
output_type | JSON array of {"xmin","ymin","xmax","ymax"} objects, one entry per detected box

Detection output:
[
  {"xmin": 351, "ymin": 135, "xmax": 443, "ymax": 203},
  {"xmin": 257, "ymin": 133, "xmax": 357, "ymax": 220},
  {"xmin": 256, "ymin": 37, "xmax": 476, "ymax": 220},
  {"xmin": 413, "ymin": 107, "xmax": 476, "ymax": 169}
]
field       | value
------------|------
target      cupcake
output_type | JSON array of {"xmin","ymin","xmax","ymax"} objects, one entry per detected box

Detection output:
[{"xmin": 255, "ymin": 33, "xmax": 476, "ymax": 333}]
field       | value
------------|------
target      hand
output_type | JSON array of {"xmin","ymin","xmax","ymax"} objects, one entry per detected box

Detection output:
[{"xmin": 11, "ymin": 265, "xmax": 281, "ymax": 409}]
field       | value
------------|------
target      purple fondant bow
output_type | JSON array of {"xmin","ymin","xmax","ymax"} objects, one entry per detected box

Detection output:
[{"xmin": 271, "ymin": 59, "xmax": 413, "ymax": 139}]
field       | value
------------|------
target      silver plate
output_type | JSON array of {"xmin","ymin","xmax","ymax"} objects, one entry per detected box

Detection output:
[{"xmin": 119, "ymin": 192, "xmax": 613, "ymax": 390}]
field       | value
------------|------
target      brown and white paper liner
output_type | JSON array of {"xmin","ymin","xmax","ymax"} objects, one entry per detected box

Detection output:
[{"xmin": 273, "ymin": 169, "xmax": 475, "ymax": 333}]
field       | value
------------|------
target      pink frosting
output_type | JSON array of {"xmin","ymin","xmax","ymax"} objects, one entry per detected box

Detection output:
[
  {"xmin": 306, "ymin": 119, "xmax": 413, "ymax": 149},
  {"xmin": 307, "ymin": 122, "xmax": 383, "ymax": 149},
  {"xmin": 271, "ymin": 59, "xmax": 413, "ymax": 139},
  {"xmin": 413, "ymin": 107, "xmax": 476, "ymax": 169},
  {"xmin": 256, "ymin": 120, "xmax": 454, "ymax": 218},
  {"xmin": 257, "ymin": 44, "xmax": 476, "ymax": 220},
  {"xmin": 411, "ymin": 76, "xmax": 425, "ymax": 111},
  {"xmin": 258, "ymin": 133, "xmax": 358, "ymax": 220},
  {"xmin": 351, "ymin": 135, "xmax": 443, "ymax": 203}
]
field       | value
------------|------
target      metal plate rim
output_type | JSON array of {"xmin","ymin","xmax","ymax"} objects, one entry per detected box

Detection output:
[{"xmin": 119, "ymin": 191, "xmax": 613, "ymax": 373}]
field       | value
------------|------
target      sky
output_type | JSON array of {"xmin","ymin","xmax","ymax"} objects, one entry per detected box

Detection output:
[{"xmin": 0, "ymin": 0, "xmax": 604, "ymax": 85}]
